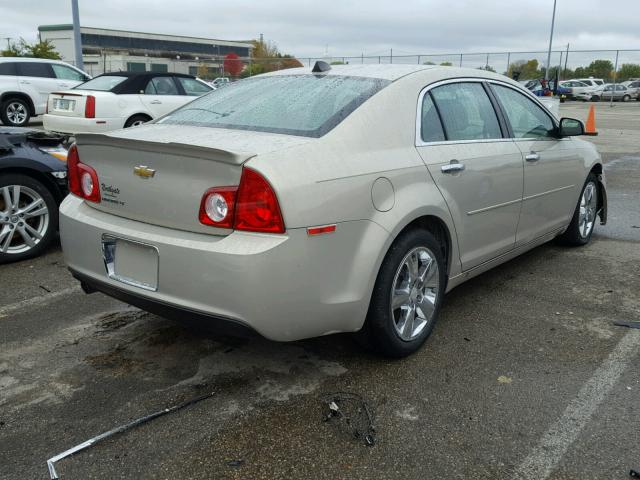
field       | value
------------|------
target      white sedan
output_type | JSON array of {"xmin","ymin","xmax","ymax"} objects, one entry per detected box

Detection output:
[
  {"xmin": 558, "ymin": 80, "xmax": 598, "ymax": 101},
  {"xmin": 43, "ymin": 72, "xmax": 212, "ymax": 134}
]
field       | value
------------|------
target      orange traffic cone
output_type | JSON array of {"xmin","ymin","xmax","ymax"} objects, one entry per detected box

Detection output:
[{"xmin": 584, "ymin": 105, "xmax": 598, "ymax": 136}]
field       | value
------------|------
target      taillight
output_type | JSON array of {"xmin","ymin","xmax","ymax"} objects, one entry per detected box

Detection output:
[
  {"xmin": 234, "ymin": 168, "xmax": 285, "ymax": 233},
  {"xmin": 85, "ymin": 95, "xmax": 95, "ymax": 118},
  {"xmin": 67, "ymin": 144, "xmax": 101, "ymax": 202},
  {"xmin": 199, "ymin": 187, "xmax": 237, "ymax": 228},
  {"xmin": 198, "ymin": 167, "xmax": 285, "ymax": 234}
]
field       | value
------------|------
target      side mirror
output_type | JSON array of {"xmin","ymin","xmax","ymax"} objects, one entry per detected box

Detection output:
[{"xmin": 558, "ymin": 117, "xmax": 585, "ymax": 137}]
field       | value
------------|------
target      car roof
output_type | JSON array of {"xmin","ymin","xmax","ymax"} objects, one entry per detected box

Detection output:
[
  {"xmin": 98, "ymin": 71, "xmax": 194, "ymax": 78},
  {"xmin": 0, "ymin": 57, "xmax": 70, "ymax": 64},
  {"xmin": 261, "ymin": 64, "xmax": 514, "ymax": 84}
]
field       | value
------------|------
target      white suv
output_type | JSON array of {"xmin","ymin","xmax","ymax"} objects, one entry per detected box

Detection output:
[{"xmin": 0, "ymin": 58, "xmax": 90, "ymax": 127}]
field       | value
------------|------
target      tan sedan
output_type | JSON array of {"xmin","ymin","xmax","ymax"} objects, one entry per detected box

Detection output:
[{"xmin": 59, "ymin": 64, "xmax": 607, "ymax": 357}]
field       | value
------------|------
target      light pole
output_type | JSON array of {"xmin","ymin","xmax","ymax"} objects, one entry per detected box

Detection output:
[
  {"xmin": 544, "ymin": 0, "xmax": 557, "ymax": 81},
  {"xmin": 71, "ymin": 0, "xmax": 84, "ymax": 70}
]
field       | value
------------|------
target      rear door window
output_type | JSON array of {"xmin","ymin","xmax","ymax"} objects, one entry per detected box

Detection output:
[
  {"xmin": 429, "ymin": 82, "xmax": 502, "ymax": 141},
  {"xmin": 0, "ymin": 62, "xmax": 17, "ymax": 76},
  {"xmin": 147, "ymin": 76, "xmax": 179, "ymax": 95},
  {"xmin": 491, "ymin": 84, "xmax": 555, "ymax": 139},
  {"xmin": 420, "ymin": 93, "xmax": 446, "ymax": 142},
  {"xmin": 16, "ymin": 62, "xmax": 54, "ymax": 78}
]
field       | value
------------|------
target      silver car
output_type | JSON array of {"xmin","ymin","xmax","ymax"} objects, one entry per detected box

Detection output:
[
  {"xmin": 593, "ymin": 83, "xmax": 633, "ymax": 102},
  {"xmin": 60, "ymin": 64, "xmax": 607, "ymax": 357}
]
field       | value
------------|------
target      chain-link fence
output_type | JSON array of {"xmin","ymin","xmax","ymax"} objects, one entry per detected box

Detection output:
[{"xmin": 83, "ymin": 48, "xmax": 640, "ymax": 82}]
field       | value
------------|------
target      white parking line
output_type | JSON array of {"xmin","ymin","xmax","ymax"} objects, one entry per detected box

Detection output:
[
  {"xmin": 514, "ymin": 329, "xmax": 640, "ymax": 479},
  {"xmin": 0, "ymin": 286, "xmax": 81, "ymax": 318}
]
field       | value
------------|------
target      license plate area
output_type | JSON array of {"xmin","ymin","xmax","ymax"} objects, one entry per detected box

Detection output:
[
  {"xmin": 53, "ymin": 98, "xmax": 76, "ymax": 111},
  {"xmin": 102, "ymin": 235, "xmax": 159, "ymax": 291}
]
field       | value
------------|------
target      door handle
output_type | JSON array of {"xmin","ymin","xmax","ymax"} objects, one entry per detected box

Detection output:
[
  {"xmin": 525, "ymin": 152, "xmax": 540, "ymax": 162},
  {"xmin": 150, "ymin": 100, "xmax": 162, "ymax": 104},
  {"xmin": 441, "ymin": 161, "xmax": 465, "ymax": 174}
]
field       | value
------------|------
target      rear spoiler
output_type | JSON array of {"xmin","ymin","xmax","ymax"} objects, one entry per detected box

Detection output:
[{"xmin": 76, "ymin": 133, "xmax": 256, "ymax": 166}]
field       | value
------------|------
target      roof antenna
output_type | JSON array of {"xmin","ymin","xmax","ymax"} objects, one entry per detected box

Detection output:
[{"xmin": 312, "ymin": 60, "xmax": 331, "ymax": 73}]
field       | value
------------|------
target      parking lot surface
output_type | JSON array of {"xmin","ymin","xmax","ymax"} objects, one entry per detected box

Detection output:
[{"xmin": 1, "ymin": 102, "xmax": 639, "ymax": 479}]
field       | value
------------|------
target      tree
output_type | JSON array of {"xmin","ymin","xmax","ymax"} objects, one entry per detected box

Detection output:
[
  {"xmin": 25, "ymin": 39, "xmax": 60, "ymax": 59},
  {"xmin": 440, "ymin": 62, "xmax": 453, "ymax": 66},
  {"xmin": 478, "ymin": 65, "xmax": 496, "ymax": 73},
  {"xmin": 423, "ymin": 61, "xmax": 435, "ymax": 65},
  {"xmin": 0, "ymin": 38, "xmax": 61, "ymax": 59},
  {"xmin": 585, "ymin": 59, "xmax": 614, "ymax": 80},
  {"xmin": 223, "ymin": 53, "xmax": 243, "ymax": 77},
  {"xmin": 507, "ymin": 59, "xmax": 541, "ymax": 80},
  {"xmin": 247, "ymin": 37, "xmax": 302, "ymax": 74},
  {"xmin": 617, "ymin": 63, "xmax": 640, "ymax": 81}
]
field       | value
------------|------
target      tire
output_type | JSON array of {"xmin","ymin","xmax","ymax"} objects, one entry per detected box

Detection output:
[
  {"xmin": 124, "ymin": 114, "xmax": 151, "ymax": 128},
  {"xmin": 622, "ymin": 95, "xmax": 630, "ymax": 102},
  {"xmin": 0, "ymin": 97, "xmax": 31, "ymax": 127},
  {"xmin": 556, "ymin": 173, "xmax": 599, "ymax": 247},
  {"xmin": 591, "ymin": 95, "xmax": 600, "ymax": 102},
  {"xmin": 0, "ymin": 174, "xmax": 58, "ymax": 263},
  {"xmin": 357, "ymin": 228, "xmax": 446, "ymax": 357}
]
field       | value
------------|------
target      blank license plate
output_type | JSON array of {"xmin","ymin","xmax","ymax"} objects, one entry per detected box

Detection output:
[
  {"xmin": 103, "ymin": 237, "xmax": 159, "ymax": 291},
  {"xmin": 53, "ymin": 98, "xmax": 76, "ymax": 111}
]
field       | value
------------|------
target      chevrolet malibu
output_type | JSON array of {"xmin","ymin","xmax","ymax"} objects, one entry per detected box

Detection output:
[{"xmin": 59, "ymin": 64, "xmax": 607, "ymax": 357}]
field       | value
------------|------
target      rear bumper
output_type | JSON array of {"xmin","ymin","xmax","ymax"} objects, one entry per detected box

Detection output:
[
  {"xmin": 43, "ymin": 114, "xmax": 126, "ymax": 134},
  {"xmin": 59, "ymin": 195, "xmax": 389, "ymax": 341},
  {"xmin": 70, "ymin": 268, "xmax": 255, "ymax": 337}
]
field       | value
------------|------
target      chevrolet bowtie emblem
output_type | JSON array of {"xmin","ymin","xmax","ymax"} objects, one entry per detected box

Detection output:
[{"xmin": 133, "ymin": 165, "xmax": 156, "ymax": 179}]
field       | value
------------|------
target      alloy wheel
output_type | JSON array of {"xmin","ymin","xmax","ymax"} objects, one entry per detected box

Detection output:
[
  {"xmin": 0, "ymin": 185, "xmax": 50, "ymax": 254},
  {"xmin": 6, "ymin": 102, "xmax": 28, "ymax": 125},
  {"xmin": 578, "ymin": 182, "xmax": 597, "ymax": 239},
  {"xmin": 390, "ymin": 246, "xmax": 440, "ymax": 341}
]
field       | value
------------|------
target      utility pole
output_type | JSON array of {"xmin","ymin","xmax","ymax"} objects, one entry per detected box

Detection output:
[
  {"xmin": 71, "ymin": 0, "xmax": 84, "ymax": 70},
  {"xmin": 563, "ymin": 43, "xmax": 569, "ymax": 79},
  {"xmin": 544, "ymin": 0, "xmax": 557, "ymax": 80}
]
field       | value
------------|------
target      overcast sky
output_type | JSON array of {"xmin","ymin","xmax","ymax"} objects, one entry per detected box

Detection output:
[{"xmin": 1, "ymin": 0, "xmax": 638, "ymax": 59}]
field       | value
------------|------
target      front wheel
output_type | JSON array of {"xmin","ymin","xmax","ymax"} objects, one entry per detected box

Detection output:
[
  {"xmin": 357, "ymin": 229, "xmax": 446, "ymax": 357},
  {"xmin": 557, "ymin": 173, "xmax": 599, "ymax": 246},
  {"xmin": 0, "ymin": 174, "xmax": 58, "ymax": 263},
  {"xmin": 622, "ymin": 95, "xmax": 631, "ymax": 102}
]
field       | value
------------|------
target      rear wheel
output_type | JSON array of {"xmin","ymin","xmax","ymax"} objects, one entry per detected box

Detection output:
[
  {"xmin": 622, "ymin": 94, "xmax": 631, "ymax": 102},
  {"xmin": 357, "ymin": 229, "xmax": 446, "ymax": 357},
  {"xmin": 1, "ymin": 97, "xmax": 31, "ymax": 127},
  {"xmin": 124, "ymin": 114, "xmax": 151, "ymax": 128},
  {"xmin": 0, "ymin": 174, "xmax": 58, "ymax": 263},
  {"xmin": 556, "ymin": 174, "xmax": 598, "ymax": 246}
]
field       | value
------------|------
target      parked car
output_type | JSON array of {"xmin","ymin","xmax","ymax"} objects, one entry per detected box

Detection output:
[
  {"xmin": 592, "ymin": 83, "xmax": 633, "ymax": 102},
  {"xmin": 0, "ymin": 58, "xmax": 90, "ymax": 127},
  {"xmin": 574, "ymin": 78, "xmax": 605, "ymax": 88},
  {"xmin": 0, "ymin": 127, "xmax": 68, "ymax": 262},
  {"xmin": 211, "ymin": 77, "xmax": 230, "ymax": 88},
  {"xmin": 558, "ymin": 80, "xmax": 597, "ymax": 101},
  {"xmin": 43, "ymin": 72, "xmax": 213, "ymax": 134},
  {"xmin": 59, "ymin": 64, "xmax": 606, "ymax": 357},
  {"xmin": 621, "ymin": 80, "xmax": 640, "ymax": 100}
]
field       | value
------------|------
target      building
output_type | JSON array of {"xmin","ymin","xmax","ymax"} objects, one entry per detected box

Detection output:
[{"xmin": 38, "ymin": 25, "xmax": 253, "ymax": 77}]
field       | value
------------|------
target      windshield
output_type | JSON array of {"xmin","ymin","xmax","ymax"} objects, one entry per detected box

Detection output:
[
  {"xmin": 75, "ymin": 75, "xmax": 128, "ymax": 91},
  {"xmin": 158, "ymin": 75, "xmax": 390, "ymax": 138}
]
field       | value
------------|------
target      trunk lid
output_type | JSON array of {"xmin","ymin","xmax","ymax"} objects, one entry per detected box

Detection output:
[
  {"xmin": 47, "ymin": 90, "xmax": 114, "ymax": 118},
  {"xmin": 75, "ymin": 124, "xmax": 312, "ymax": 235}
]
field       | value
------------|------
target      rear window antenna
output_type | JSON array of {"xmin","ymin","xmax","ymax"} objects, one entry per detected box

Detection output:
[{"xmin": 312, "ymin": 61, "xmax": 331, "ymax": 73}]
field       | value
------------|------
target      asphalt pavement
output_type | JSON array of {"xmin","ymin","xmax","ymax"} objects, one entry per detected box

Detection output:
[{"xmin": 1, "ymin": 102, "xmax": 639, "ymax": 479}]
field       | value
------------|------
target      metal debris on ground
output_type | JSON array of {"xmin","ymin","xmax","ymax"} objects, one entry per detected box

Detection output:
[
  {"xmin": 322, "ymin": 392, "xmax": 376, "ymax": 446},
  {"xmin": 613, "ymin": 320, "xmax": 640, "ymax": 330},
  {"xmin": 46, "ymin": 391, "xmax": 215, "ymax": 479}
]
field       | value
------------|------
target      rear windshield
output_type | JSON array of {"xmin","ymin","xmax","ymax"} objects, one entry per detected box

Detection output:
[
  {"xmin": 75, "ymin": 75, "xmax": 128, "ymax": 91},
  {"xmin": 158, "ymin": 75, "xmax": 390, "ymax": 138}
]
